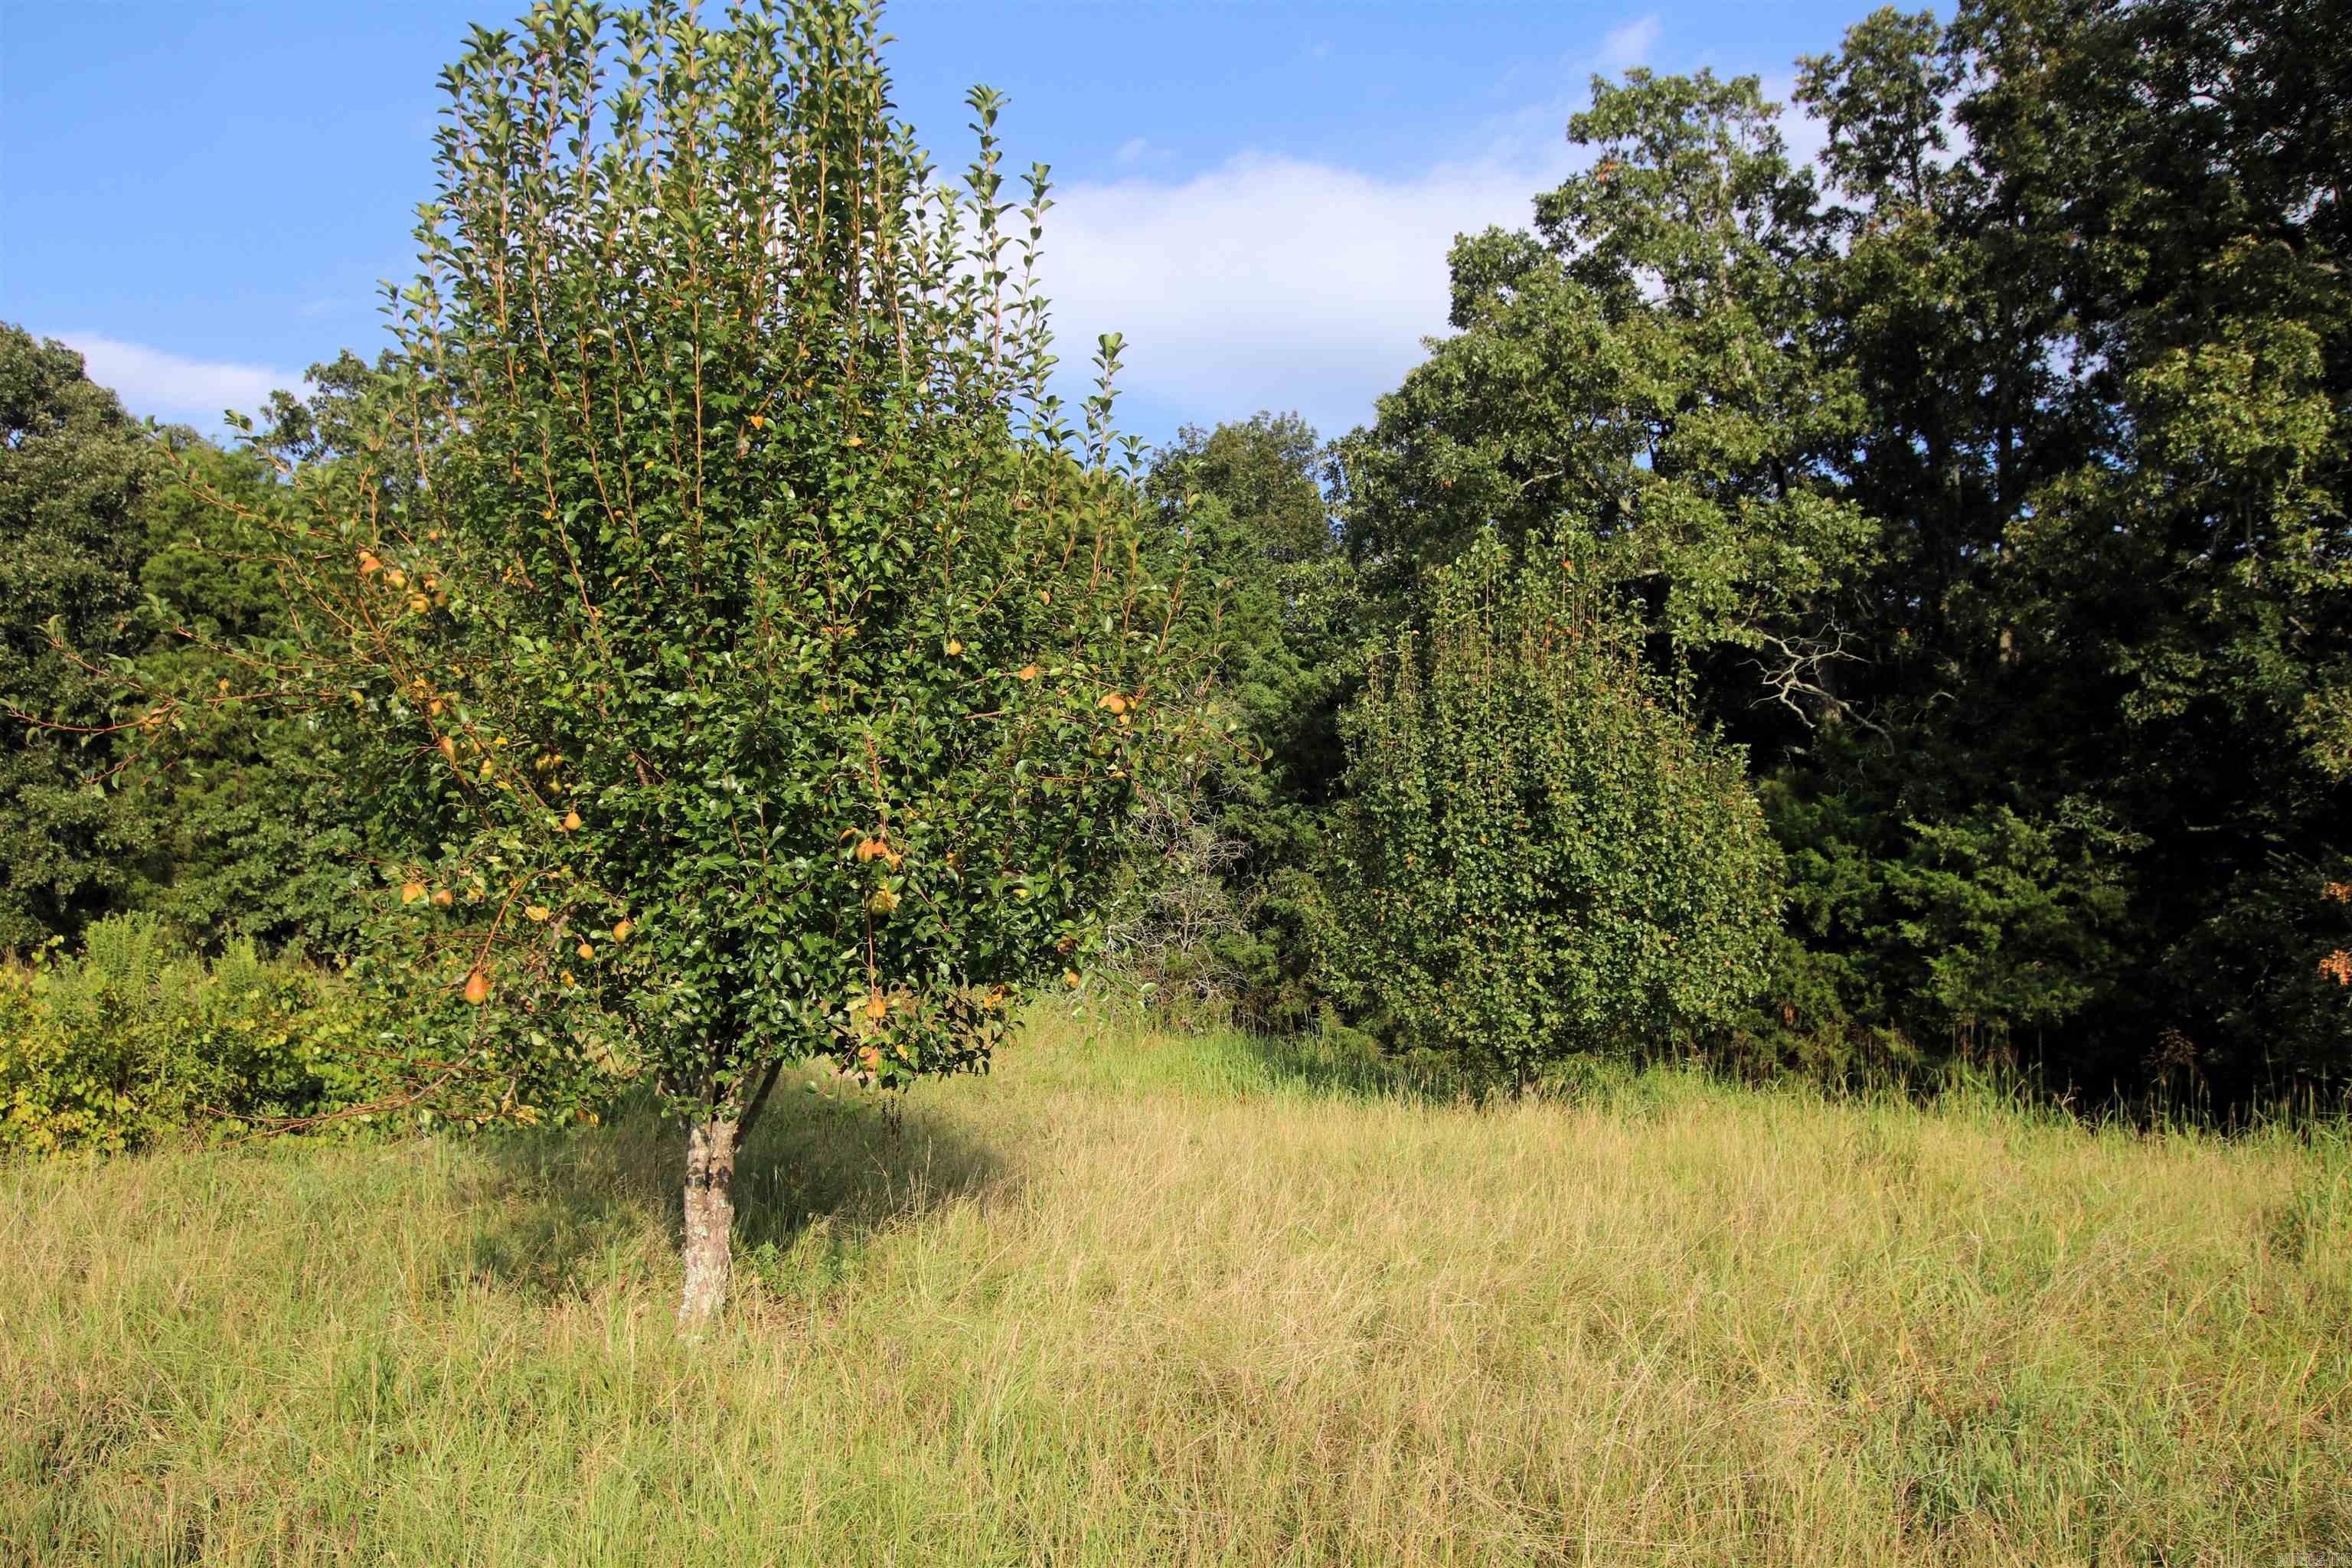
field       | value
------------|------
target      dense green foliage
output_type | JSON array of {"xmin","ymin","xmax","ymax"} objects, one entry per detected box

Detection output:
[
  {"xmin": 1326, "ymin": 0, "xmax": 2350, "ymax": 1096},
  {"xmin": 1336, "ymin": 71, "xmax": 1875, "ymax": 662},
  {"xmin": 0, "ymin": 328, "xmax": 375, "ymax": 953},
  {"xmin": 1323, "ymin": 536, "xmax": 1779, "ymax": 1082},
  {"xmin": 1116, "ymin": 414, "xmax": 1357, "ymax": 1027},
  {"xmin": 1750, "ymin": 0, "xmax": 2352, "ymax": 1092},
  {"xmin": 0, "ymin": 915, "xmax": 394, "ymax": 1155},
  {"xmin": 0, "ymin": 328, "xmax": 165, "ymax": 946}
]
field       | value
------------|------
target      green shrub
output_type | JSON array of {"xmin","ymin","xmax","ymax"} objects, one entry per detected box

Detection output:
[
  {"xmin": 1734, "ymin": 780, "xmax": 2148, "ymax": 1083},
  {"xmin": 0, "ymin": 915, "xmax": 391, "ymax": 1155},
  {"xmin": 1319, "ymin": 534, "xmax": 1782, "ymax": 1084}
]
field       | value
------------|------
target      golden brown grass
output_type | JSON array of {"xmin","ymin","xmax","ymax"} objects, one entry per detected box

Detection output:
[{"xmin": 4, "ymin": 1013, "xmax": 2347, "ymax": 1565}]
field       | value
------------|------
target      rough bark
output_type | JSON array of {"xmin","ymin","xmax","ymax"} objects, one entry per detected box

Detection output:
[{"xmin": 678, "ymin": 1112, "xmax": 740, "ymax": 1330}]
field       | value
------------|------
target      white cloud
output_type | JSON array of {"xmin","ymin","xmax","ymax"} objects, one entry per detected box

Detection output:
[
  {"xmin": 1032, "ymin": 18, "xmax": 1688, "ymax": 441},
  {"xmin": 1041, "ymin": 145, "xmax": 1577, "ymax": 439},
  {"xmin": 1033, "ymin": 21, "xmax": 1844, "ymax": 444},
  {"xmin": 54, "ymin": 334, "xmax": 302, "ymax": 429},
  {"xmin": 1599, "ymin": 15, "xmax": 1661, "ymax": 71},
  {"xmin": 1112, "ymin": 136, "xmax": 1151, "ymax": 168},
  {"xmin": 1761, "ymin": 72, "xmax": 1832, "ymax": 174}
]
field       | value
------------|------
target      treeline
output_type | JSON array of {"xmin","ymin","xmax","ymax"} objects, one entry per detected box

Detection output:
[
  {"xmin": 1102, "ymin": 0, "xmax": 2352, "ymax": 1101},
  {"xmin": 2, "ymin": 343, "xmax": 386, "ymax": 954},
  {"xmin": 5, "ymin": 0, "xmax": 2348, "ymax": 1121}
]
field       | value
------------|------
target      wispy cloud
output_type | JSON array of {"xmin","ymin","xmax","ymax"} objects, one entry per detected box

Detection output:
[
  {"xmin": 1030, "ymin": 23, "xmax": 1660, "ymax": 443},
  {"xmin": 1599, "ymin": 15, "xmax": 1662, "ymax": 71},
  {"xmin": 55, "ymin": 335, "xmax": 301, "ymax": 429}
]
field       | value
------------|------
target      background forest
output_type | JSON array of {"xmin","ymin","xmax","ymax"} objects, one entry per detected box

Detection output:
[{"xmin": 5, "ymin": 0, "xmax": 2350, "ymax": 1155}]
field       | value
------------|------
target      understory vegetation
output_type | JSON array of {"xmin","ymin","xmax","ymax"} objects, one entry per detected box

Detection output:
[
  {"xmin": 0, "ymin": 916, "xmax": 394, "ymax": 1157},
  {"xmin": 5, "ymin": 1014, "xmax": 2347, "ymax": 1565}
]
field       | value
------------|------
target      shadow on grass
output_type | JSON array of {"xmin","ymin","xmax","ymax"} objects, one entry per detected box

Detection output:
[
  {"xmin": 1240, "ymin": 1031, "xmax": 1456, "ymax": 1103},
  {"xmin": 1232, "ymin": 1021, "xmax": 2352, "ymax": 1134},
  {"xmin": 1226, "ymin": 1024, "xmax": 1720, "ymax": 1112},
  {"xmin": 459, "ymin": 1075, "xmax": 1004, "ymax": 1304},
  {"xmin": 1232, "ymin": 1026, "xmax": 1635, "ymax": 1109}
]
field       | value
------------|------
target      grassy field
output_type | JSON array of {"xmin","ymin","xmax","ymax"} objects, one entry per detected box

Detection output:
[{"xmin": 4, "ymin": 1014, "xmax": 2348, "ymax": 1566}]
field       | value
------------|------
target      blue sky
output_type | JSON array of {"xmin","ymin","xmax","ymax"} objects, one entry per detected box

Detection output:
[{"xmin": 2, "ymin": 0, "xmax": 1870, "ymax": 449}]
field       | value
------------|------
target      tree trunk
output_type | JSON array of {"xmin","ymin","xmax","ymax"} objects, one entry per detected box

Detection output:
[{"xmin": 678, "ymin": 1112, "xmax": 740, "ymax": 1330}]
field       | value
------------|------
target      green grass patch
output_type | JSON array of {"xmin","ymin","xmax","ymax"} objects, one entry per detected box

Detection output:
[{"xmin": 5, "ymin": 1015, "xmax": 2347, "ymax": 1565}]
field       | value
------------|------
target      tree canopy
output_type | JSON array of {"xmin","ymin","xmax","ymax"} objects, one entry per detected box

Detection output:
[{"xmin": 146, "ymin": 0, "xmax": 1210, "ymax": 1321}]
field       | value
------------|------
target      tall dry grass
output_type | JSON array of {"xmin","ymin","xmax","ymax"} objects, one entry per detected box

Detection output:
[{"xmin": 4, "ymin": 1013, "xmax": 2347, "ymax": 1565}]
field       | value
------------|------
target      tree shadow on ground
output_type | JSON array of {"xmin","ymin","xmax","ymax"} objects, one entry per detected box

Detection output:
[
  {"xmin": 1230, "ymin": 1027, "xmax": 1700, "ymax": 1112},
  {"xmin": 1237, "ymin": 1029, "xmax": 1468, "ymax": 1106},
  {"xmin": 458, "ymin": 1076, "xmax": 1004, "ymax": 1303}
]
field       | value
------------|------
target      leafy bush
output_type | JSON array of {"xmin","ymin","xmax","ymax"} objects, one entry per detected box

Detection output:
[
  {"xmin": 0, "ymin": 914, "xmax": 392, "ymax": 1155},
  {"xmin": 1740, "ymin": 782, "xmax": 2145, "ymax": 1079},
  {"xmin": 1320, "ymin": 534, "xmax": 1782, "ymax": 1084},
  {"xmin": 1096, "ymin": 779, "xmax": 1253, "ymax": 1029}
]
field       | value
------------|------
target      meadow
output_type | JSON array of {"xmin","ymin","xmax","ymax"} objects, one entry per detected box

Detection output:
[{"xmin": 5, "ymin": 1012, "xmax": 2347, "ymax": 1566}]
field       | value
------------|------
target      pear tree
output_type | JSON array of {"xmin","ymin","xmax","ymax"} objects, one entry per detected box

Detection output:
[{"xmin": 179, "ymin": 0, "xmax": 1207, "ymax": 1324}]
